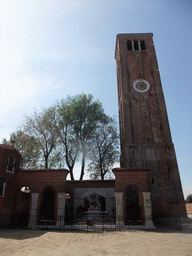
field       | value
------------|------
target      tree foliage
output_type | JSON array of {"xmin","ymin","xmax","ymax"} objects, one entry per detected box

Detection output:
[
  {"xmin": 87, "ymin": 117, "xmax": 119, "ymax": 180},
  {"xmin": 2, "ymin": 130, "xmax": 41, "ymax": 168},
  {"xmin": 186, "ymin": 194, "xmax": 192, "ymax": 203},
  {"xmin": 2, "ymin": 94, "xmax": 120, "ymax": 179},
  {"xmin": 24, "ymin": 107, "xmax": 57, "ymax": 169},
  {"xmin": 54, "ymin": 99, "xmax": 80, "ymax": 180},
  {"xmin": 62, "ymin": 94, "xmax": 106, "ymax": 180},
  {"xmin": 55, "ymin": 94, "xmax": 108, "ymax": 180}
]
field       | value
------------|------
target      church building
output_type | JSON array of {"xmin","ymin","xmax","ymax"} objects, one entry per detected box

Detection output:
[{"xmin": 0, "ymin": 33, "xmax": 187, "ymax": 230}]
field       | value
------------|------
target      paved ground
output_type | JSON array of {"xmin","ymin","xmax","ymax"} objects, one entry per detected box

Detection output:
[{"xmin": 0, "ymin": 221, "xmax": 192, "ymax": 256}]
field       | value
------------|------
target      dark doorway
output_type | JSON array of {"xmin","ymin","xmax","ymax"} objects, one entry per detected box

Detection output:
[
  {"xmin": 11, "ymin": 186, "xmax": 31, "ymax": 227},
  {"xmin": 40, "ymin": 187, "xmax": 55, "ymax": 224},
  {"xmin": 125, "ymin": 185, "xmax": 141, "ymax": 224},
  {"xmin": 65, "ymin": 199, "xmax": 73, "ymax": 224},
  {"xmin": 99, "ymin": 195, "xmax": 106, "ymax": 212}
]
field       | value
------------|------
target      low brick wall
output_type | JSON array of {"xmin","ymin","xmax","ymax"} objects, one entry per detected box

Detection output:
[{"xmin": 186, "ymin": 203, "xmax": 192, "ymax": 213}]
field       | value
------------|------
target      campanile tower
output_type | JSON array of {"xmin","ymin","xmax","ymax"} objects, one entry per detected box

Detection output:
[{"xmin": 115, "ymin": 33, "xmax": 186, "ymax": 219}]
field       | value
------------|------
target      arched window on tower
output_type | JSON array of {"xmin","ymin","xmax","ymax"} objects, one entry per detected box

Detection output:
[
  {"xmin": 127, "ymin": 40, "xmax": 132, "ymax": 51},
  {"xmin": 140, "ymin": 40, "xmax": 146, "ymax": 50},
  {"xmin": 6, "ymin": 155, "xmax": 15, "ymax": 173},
  {"xmin": 134, "ymin": 40, "xmax": 139, "ymax": 50}
]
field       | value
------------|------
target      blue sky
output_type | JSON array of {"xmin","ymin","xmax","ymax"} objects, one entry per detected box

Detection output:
[{"xmin": 0, "ymin": 0, "xmax": 191, "ymax": 198}]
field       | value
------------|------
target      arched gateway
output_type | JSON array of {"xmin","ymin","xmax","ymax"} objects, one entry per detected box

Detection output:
[
  {"xmin": 125, "ymin": 185, "xmax": 141, "ymax": 224},
  {"xmin": 39, "ymin": 187, "xmax": 55, "ymax": 225}
]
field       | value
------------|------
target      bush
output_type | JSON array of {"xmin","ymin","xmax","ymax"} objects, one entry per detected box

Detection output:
[{"xmin": 186, "ymin": 194, "xmax": 192, "ymax": 203}]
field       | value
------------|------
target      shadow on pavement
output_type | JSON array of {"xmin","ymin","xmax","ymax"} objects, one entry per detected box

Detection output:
[
  {"xmin": 0, "ymin": 229, "xmax": 47, "ymax": 240},
  {"xmin": 0, "ymin": 217, "xmax": 191, "ymax": 239}
]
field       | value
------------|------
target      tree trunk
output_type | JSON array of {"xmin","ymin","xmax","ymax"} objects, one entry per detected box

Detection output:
[
  {"xmin": 101, "ymin": 171, "xmax": 104, "ymax": 180},
  {"xmin": 45, "ymin": 156, "xmax": 48, "ymax": 169},
  {"xmin": 69, "ymin": 168, "xmax": 74, "ymax": 180},
  {"xmin": 79, "ymin": 154, "xmax": 85, "ymax": 180}
]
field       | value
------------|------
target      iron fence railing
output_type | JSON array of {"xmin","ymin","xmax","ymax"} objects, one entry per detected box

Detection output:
[
  {"xmin": 0, "ymin": 213, "xmax": 157, "ymax": 231},
  {"xmin": 28, "ymin": 213, "xmax": 118, "ymax": 231}
]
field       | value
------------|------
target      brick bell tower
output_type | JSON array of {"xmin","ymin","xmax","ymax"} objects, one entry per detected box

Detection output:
[{"xmin": 114, "ymin": 33, "xmax": 187, "ymax": 220}]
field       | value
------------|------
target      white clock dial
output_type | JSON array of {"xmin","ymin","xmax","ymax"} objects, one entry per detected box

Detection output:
[{"xmin": 133, "ymin": 79, "xmax": 150, "ymax": 93}]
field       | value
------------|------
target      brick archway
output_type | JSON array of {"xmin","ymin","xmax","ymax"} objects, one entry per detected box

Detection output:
[
  {"xmin": 38, "ymin": 186, "xmax": 56, "ymax": 225},
  {"xmin": 124, "ymin": 185, "xmax": 141, "ymax": 224},
  {"xmin": 11, "ymin": 186, "xmax": 31, "ymax": 226}
]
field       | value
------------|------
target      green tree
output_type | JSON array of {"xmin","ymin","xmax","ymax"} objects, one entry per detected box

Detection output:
[
  {"xmin": 87, "ymin": 117, "xmax": 119, "ymax": 180},
  {"xmin": 56, "ymin": 94, "xmax": 106, "ymax": 180},
  {"xmin": 2, "ymin": 94, "xmax": 120, "ymax": 179},
  {"xmin": 24, "ymin": 107, "xmax": 57, "ymax": 169},
  {"xmin": 53, "ymin": 102, "xmax": 79, "ymax": 180},
  {"xmin": 48, "ymin": 147, "xmax": 65, "ymax": 168},
  {"xmin": 186, "ymin": 194, "xmax": 192, "ymax": 203},
  {"xmin": 1, "ymin": 138, "xmax": 8, "ymax": 144},
  {"xmin": 2, "ymin": 130, "xmax": 41, "ymax": 168}
]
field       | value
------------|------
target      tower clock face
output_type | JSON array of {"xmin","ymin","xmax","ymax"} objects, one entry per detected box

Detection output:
[{"xmin": 133, "ymin": 79, "xmax": 150, "ymax": 93}]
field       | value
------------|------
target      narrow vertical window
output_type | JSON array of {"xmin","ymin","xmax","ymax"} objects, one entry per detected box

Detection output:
[
  {"xmin": 0, "ymin": 178, "xmax": 6, "ymax": 197},
  {"xmin": 127, "ymin": 40, "xmax": 132, "ymax": 51},
  {"xmin": 6, "ymin": 155, "xmax": 15, "ymax": 173},
  {"xmin": 140, "ymin": 40, "xmax": 146, "ymax": 50},
  {"xmin": 134, "ymin": 40, "xmax": 139, "ymax": 50}
]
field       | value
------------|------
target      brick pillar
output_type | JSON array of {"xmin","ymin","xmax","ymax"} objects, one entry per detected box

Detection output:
[
  {"xmin": 56, "ymin": 193, "xmax": 66, "ymax": 229},
  {"xmin": 143, "ymin": 192, "xmax": 156, "ymax": 229},
  {"xmin": 28, "ymin": 193, "xmax": 39, "ymax": 228},
  {"xmin": 115, "ymin": 192, "xmax": 124, "ymax": 229}
]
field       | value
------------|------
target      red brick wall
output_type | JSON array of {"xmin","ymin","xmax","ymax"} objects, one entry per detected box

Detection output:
[
  {"xmin": 0, "ymin": 198, "xmax": 3, "ymax": 212},
  {"xmin": 16, "ymin": 169, "xmax": 69, "ymax": 193},
  {"xmin": 113, "ymin": 168, "xmax": 150, "ymax": 223},
  {"xmin": 186, "ymin": 203, "xmax": 192, "ymax": 213},
  {"xmin": 113, "ymin": 168, "xmax": 150, "ymax": 192},
  {"xmin": 15, "ymin": 169, "xmax": 69, "ymax": 224},
  {"xmin": 115, "ymin": 33, "xmax": 187, "ymax": 219},
  {"xmin": 0, "ymin": 145, "xmax": 21, "ymax": 177},
  {"xmin": 0, "ymin": 145, "xmax": 22, "ymax": 215}
]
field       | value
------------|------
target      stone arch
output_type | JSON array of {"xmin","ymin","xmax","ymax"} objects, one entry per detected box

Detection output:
[{"xmin": 124, "ymin": 185, "xmax": 141, "ymax": 224}]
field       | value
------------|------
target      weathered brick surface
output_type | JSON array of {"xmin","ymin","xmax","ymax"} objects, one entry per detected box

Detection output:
[
  {"xmin": 0, "ymin": 144, "xmax": 21, "ymax": 214},
  {"xmin": 16, "ymin": 169, "xmax": 69, "ymax": 193},
  {"xmin": 115, "ymin": 33, "xmax": 187, "ymax": 218}
]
